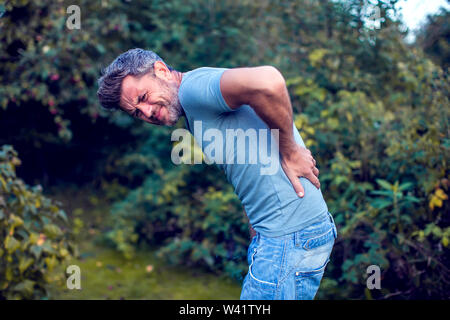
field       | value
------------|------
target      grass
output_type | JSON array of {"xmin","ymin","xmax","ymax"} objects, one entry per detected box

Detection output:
[
  {"xmin": 46, "ymin": 185, "xmax": 242, "ymax": 300},
  {"xmin": 48, "ymin": 242, "xmax": 241, "ymax": 300}
]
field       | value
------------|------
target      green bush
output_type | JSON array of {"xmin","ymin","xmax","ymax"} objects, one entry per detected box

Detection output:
[
  {"xmin": 0, "ymin": 145, "xmax": 75, "ymax": 299},
  {"xmin": 1, "ymin": 0, "xmax": 448, "ymax": 299},
  {"xmin": 104, "ymin": 131, "xmax": 249, "ymax": 279},
  {"xmin": 104, "ymin": 1, "xmax": 449, "ymax": 298},
  {"xmin": 294, "ymin": 42, "xmax": 450, "ymax": 299}
]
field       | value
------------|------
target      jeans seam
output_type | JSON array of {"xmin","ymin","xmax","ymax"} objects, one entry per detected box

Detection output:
[
  {"xmin": 327, "ymin": 211, "xmax": 338, "ymax": 239},
  {"xmin": 295, "ymin": 258, "xmax": 330, "ymax": 277},
  {"xmin": 302, "ymin": 228, "xmax": 334, "ymax": 251},
  {"xmin": 275, "ymin": 238, "xmax": 289, "ymax": 293},
  {"xmin": 248, "ymin": 248, "xmax": 277, "ymax": 286}
]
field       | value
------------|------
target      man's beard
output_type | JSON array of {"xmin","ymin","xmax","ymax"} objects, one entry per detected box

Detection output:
[{"xmin": 160, "ymin": 79, "xmax": 184, "ymax": 126}]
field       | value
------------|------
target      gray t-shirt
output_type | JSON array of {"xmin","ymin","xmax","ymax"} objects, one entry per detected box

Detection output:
[{"xmin": 178, "ymin": 67, "xmax": 328, "ymax": 237}]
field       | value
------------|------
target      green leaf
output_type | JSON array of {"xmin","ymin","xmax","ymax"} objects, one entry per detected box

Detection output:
[
  {"xmin": 371, "ymin": 199, "xmax": 392, "ymax": 210},
  {"xmin": 5, "ymin": 236, "xmax": 20, "ymax": 253},
  {"xmin": 398, "ymin": 182, "xmax": 413, "ymax": 191},
  {"xmin": 12, "ymin": 280, "xmax": 35, "ymax": 297},
  {"xmin": 371, "ymin": 190, "xmax": 393, "ymax": 197},
  {"xmin": 43, "ymin": 224, "xmax": 62, "ymax": 239},
  {"xmin": 57, "ymin": 210, "xmax": 68, "ymax": 223},
  {"xmin": 376, "ymin": 179, "xmax": 393, "ymax": 190},
  {"xmin": 29, "ymin": 245, "xmax": 43, "ymax": 259},
  {"xmin": 404, "ymin": 196, "xmax": 421, "ymax": 203},
  {"xmin": 19, "ymin": 257, "xmax": 34, "ymax": 273}
]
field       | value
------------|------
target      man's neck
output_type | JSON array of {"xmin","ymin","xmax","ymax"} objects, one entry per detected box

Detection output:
[{"xmin": 171, "ymin": 70, "xmax": 184, "ymax": 88}]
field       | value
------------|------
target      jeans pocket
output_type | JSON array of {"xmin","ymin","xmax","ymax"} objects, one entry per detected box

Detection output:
[
  {"xmin": 241, "ymin": 246, "xmax": 279, "ymax": 299},
  {"xmin": 249, "ymin": 248, "xmax": 278, "ymax": 287},
  {"xmin": 295, "ymin": 258, "xmax": 330, "ymax": 300},
  {"xmin": 298, "ymin": 213, "xmax": 337, "ymax": 251},
  {"xmin": 302, "ymin": 228, "xmax": 335, "ymax": 251}
]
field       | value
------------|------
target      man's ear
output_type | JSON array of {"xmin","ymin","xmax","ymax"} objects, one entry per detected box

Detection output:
[{"xmin": 153, "ymin": 61, "xmax": 171, "ymax": 81}]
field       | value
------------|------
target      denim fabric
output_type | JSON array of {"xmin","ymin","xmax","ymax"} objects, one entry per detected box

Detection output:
[{"xmin": 240, "ymin": 211, "xmax": 337, "ymax": 300}]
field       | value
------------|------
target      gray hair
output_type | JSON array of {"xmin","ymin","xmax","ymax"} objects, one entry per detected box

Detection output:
[{"xmin": 97, "ymin": 48, "xmax": 173, "ymax": 110}]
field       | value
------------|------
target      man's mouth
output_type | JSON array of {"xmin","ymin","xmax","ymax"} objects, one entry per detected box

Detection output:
[{"xmin": 156, "ymin": 107, "xmax": 163, "ymax": 121}]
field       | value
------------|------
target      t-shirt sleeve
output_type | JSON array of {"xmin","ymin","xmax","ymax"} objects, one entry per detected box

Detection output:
[
  {"xmin": 179, "ymin": 68, "xmax": 235, "ymax": 118},
  {"xmin": 292, "ymin": 122, "xmax": 306, "ymax": 147}
]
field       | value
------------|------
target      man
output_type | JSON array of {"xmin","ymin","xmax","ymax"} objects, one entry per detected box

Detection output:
[{"xmin": 97, "ymin": 48, "xmax": 337, "ymax": 300}]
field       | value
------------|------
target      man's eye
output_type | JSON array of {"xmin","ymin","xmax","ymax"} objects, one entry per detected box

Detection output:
[{"xmin": 137, "ymin": 94, "xmax": 146, "ymax": 104}]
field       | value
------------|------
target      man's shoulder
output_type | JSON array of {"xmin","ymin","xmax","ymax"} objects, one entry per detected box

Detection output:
[
  {"xmin": 179, "ymin": 66, "xmax": 234, "ymax": 120},
  {"xmin": 183, "ymin": 66, "xmax": 229, "ymax": 82},
  {"xmin": 179, "ymin": 66, "xmax": 229, "ymax": 104}
]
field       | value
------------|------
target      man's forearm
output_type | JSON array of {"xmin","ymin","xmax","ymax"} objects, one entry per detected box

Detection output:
[{"xmin": 221, "ymin": 66, "xmax": 319, "ymax": 195}]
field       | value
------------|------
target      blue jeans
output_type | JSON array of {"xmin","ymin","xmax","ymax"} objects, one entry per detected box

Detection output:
[{"xmin": 240, "ymin": 211, "xmax": 337, "ymax": 300}]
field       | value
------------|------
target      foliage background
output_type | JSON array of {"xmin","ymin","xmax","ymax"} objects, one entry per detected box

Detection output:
[{"xmin": 0, "ymin": 0, "xmax": 448, "ymax": 299}]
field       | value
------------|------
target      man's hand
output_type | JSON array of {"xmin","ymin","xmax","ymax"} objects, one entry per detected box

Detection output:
[
  {"xmin": 219, "ymin": 66, "xmax": 320, "ymax": 197},
  {"xmin": 281, "ymin": 145, "xmax": 320, "ymax": 197}
]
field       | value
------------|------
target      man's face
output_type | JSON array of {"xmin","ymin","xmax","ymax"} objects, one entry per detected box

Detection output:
[{"xmin": 120, "ymin": 71, "xmax": 183, "ymax": 126}]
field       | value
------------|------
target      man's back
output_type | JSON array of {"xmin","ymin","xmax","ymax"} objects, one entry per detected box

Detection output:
[{"xmin": 178, "ymin": 67, "xmax": 328, "ymax": 237}]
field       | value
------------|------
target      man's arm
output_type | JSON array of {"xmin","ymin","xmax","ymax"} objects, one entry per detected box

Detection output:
[{"xmin": 220, "ymin": 66, "xmax": 320, "ymax": 197}]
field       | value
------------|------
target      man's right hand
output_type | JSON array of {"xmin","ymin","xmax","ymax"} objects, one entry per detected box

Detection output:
[{"xmin": 280, "ymin": 145, "xmax": 320, "ymax": 197}]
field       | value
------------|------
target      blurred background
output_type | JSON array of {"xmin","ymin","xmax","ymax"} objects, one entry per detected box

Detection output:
[{"xmin": 0, "ymin": 0, "xmax": 448, "ymax": 300}]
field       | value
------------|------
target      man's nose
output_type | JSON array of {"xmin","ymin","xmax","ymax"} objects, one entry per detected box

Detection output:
[{"xmin": 139, "ymin": 104, "xmax": 154, "ymax": 118}]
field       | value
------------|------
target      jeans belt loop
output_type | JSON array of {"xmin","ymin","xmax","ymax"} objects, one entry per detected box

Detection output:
[
  {"xmin": 295, "ymin": 230, "xmax": 300, "ymax": 247},
  {"xmin": 328, "ymin": 211, "xmax": 337, "ymax": 239},
  {"xmin": 328, "ymin": 211, "xmax": 334, "ymax": 225}
]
